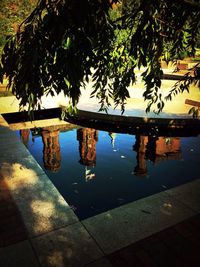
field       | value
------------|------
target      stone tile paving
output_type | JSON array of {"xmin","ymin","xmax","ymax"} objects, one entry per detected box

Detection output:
[
  {"xmin": 11, "ymin": 173, "xmax": 79, "ymax": 238},
  {"xmin": 85, "ymin": 258, "xmax": 113, "ymax": 267},
  {"xmin": 0, "ymin": 241, "xmax": 40, "ymax": 267},
  {"xmin": 31, "ymin": 222, "xmax": 103, "ymax": 267},
  {"xmin": 105, "ymin": 214, "xmax": 200, "ymax": 267},
  {"xmin": 82, "ymin": 191, "xmax": 196, "ymax": 254},
  {"xmin": 0, "ymin": 179, "xmax": 27, "ymax": 247},
  {"xmin": 165, "ymin": 179, "xmax": 200, "ymax": 213}
]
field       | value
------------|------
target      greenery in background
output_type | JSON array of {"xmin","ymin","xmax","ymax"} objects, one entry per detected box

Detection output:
[
  {"xmin": 0, "ymin": 91, "xmax": 13, "ymax": 97},
  {"xmin": 0, "ymin": 0, "xmax": 38, "ymax": 53},
  {"xmin": 0, "ymin": 0, "xmax": 199, "ymax": 115}
]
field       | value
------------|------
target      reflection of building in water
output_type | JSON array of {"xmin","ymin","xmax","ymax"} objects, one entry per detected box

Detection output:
[
  {"xmin": 133, "ymin": 136, "xmax": 148, "ymax": 176},
  {"xmin": 41, "ymin": 127, "xmax": 61, "ymax": 172},
  {"xmin": 133, "ymin": 135, "xmax": 181, "ymax": 176},
  {"xmin": 154, "ymin": 137, "xmax": 181, "ymax": 163},
  {"xmin": 77, "ymin": 128, "xmax": 98, "ymax": 166},
  {"xmin": 20, "ymin": 129, "xmax": 30, "ymax": 147}
]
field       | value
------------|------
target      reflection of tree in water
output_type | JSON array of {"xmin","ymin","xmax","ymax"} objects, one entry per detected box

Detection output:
[
  {"xmin": 41, "ymin": 128, "xmax": 61, "ymax": 172},
  {"xmin": 109, "ymin": 132, "xmax": 116, "ymax": 148},
  {"xmin": 84, "ymin": 166, "xmax": 96, "ymax": 182},
  {"xmin": 20, "ymin": 129, "xmax": 30, "ymax": 147},
  {"xmin": 133, "ymin": 135, "xmax": 182, "ymax": 176},
  {"xmin": 77, "ymin": 128, "xmax": 98, "ymax": 167}
]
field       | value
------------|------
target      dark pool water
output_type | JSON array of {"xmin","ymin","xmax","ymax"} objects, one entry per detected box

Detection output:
[{"xmin": 17, "ymin": 127, "xmax": 200, "ymax": 219}]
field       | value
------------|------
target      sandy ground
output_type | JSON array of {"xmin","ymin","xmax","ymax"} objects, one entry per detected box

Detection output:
[{"xmin": 0, "ymin": 69, "xmax": 199, "ymax": 118}]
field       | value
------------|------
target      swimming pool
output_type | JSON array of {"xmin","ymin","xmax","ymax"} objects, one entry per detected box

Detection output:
[{"xmin": 17, "ymin": 126, "xmax": 200, "ymax": 219}]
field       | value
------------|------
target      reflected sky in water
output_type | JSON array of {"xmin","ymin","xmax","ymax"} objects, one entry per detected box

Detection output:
[{"xmin": 17, "ymin": 128, "xmax": 200, "ymax": 219}]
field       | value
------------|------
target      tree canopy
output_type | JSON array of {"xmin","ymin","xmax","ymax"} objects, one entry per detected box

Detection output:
[{"xmin": 0, "ymin": 0, "xmax": 200, "ymax": 114}]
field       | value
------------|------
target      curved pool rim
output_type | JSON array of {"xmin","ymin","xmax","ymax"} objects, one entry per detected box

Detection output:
[{"xmin": 65, "ymin": 109, "xmax": 200, "ymax": 136}]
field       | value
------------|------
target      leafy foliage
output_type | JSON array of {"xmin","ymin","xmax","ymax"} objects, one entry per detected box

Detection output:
[
  {"xmin": 0, "ymin": 0, "xmax": 200, "ymax": 114},
  {"xmin": 0, "ymin": 0, "xmax": 38, "ymax": 53},
  {"xmin": 165, "ymin": 63, "xmax": 200, "ymax": 116}
]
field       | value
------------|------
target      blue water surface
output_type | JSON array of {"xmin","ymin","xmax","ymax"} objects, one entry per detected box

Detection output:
[{"xmin": 17, "ymin": 128, "xmax": 200, "ymax": 219}]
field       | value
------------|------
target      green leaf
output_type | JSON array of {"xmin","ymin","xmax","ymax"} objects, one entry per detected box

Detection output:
[{"xmin": 64, "ymin": 77, "xmax": 70, "ymax": 89}]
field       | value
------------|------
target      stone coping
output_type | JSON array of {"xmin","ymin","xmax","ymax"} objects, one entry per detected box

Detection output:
[
  {"xmin": 3, "ymin": 107, "xmax": 200, "ymax": 136},
  {"xmin": 65, "ymin": 109, "xmax": 200, "ymax": 136},
  {"xmin": 74, "ymin": 109, "xmax": 200, "ymax": 126}
]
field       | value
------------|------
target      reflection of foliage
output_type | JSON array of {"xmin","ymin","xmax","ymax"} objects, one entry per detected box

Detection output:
[
  {"xmin": 0, "ymin": 0, "xmax": 37, "ymax": 52},
  {"xmin": 0, "ymin": 0, "xmax": 200, "ymax": 114}
]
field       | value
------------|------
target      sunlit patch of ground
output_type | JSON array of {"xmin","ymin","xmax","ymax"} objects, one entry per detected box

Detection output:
[{"xmin": 0, "ymin": 69, "xmax": 199, "ymax": 117}]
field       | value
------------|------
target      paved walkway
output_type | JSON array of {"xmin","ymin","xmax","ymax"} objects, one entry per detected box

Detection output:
[
  {"xmin": 1, "ymin": 172, "xmax": 200, "ymax": 267},
  {"xmin": 0, "ymin": 179, "xmax": 28, "ymax": 247},
  {"xmin": 107, "ymin": 214, "xmax": 200, "ymax": 266}
]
